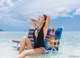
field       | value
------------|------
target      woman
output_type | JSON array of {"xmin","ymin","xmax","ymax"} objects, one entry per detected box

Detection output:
[{"xmin": 18, "ymin": 14, "xmax": 50, "ymax": 58}]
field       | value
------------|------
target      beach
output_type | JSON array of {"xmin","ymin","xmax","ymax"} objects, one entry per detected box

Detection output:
[{"xmin": 0, "ymin": 31, "xmax": 80, "ymax": 58}]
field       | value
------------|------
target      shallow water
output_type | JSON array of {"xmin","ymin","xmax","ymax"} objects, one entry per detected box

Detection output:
[{"xmin": 0, "ymin": 31, "xmax": 80, "ymax": 58}]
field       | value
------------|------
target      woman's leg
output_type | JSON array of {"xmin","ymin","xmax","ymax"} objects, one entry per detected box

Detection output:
[
  {"xmin": 19, "ymin": 36, "xmax": 33, "ymax": 54},
  {"xmin": 17, "ymin": 47, "xmax": 46, "ymax": 58}
]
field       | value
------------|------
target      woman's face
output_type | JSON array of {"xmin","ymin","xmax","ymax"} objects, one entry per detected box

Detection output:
[{"xmin": 38, "ymin": 15, "xmax": 45, "ymax": 23}]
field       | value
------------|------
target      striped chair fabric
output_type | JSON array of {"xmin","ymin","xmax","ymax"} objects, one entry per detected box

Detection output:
[{"xmin": 28, "ymin": 27, "xmax": 63, "ymax": 52}]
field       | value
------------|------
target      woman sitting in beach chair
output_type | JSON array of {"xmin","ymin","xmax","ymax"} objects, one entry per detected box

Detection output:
[{"xmin": 18, "ymin": 14, "xmax": 50, "ymax": 58}]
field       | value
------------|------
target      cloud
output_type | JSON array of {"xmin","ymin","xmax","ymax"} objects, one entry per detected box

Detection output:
[
  {"xmin": 11, "ymin": 0, "xmax": 80, "ymax": 18},
  {"xmin": 0, "ymin": 16, "xmax": 22, "ymax": 26},
  {"xmin": 0, "ymin": 0, "xmax": 21, "ymax": 7},
  {"xmin": 0, "ymin": 0, "xmax": 80, "ymax": 31},
  {"xmin": 0, "ymin": 0, "xmax": 80, "ymax": 18},
  {"xmin": 0, "ymin": 13, "xmax": 29, "ymax": 31},
  {"xmin": 0, "ymin": 0, "xmax": 21, "ymax": 13},
  {"xmin": 74, "ymin": 8, "xmax": 80, "ymax": 15}
]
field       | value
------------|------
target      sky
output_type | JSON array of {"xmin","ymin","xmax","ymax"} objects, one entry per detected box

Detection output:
[{"xmin": 0, "ymin": 0, "xmax": 80, "ymax": 31}]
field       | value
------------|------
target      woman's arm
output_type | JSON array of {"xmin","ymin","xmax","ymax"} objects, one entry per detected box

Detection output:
[
  {"xmin": 44, "ymin": 16, "xmax": 50, "ymax": 38},
  {"xmin": 45, "ymin": 16, "xmax": 50, "ymax": 27},
  {"xmin": 30, "ymin": 17, "xmax": 38, "ymax": 29}
]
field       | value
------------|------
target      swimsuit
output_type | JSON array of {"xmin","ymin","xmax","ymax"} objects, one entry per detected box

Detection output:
[{"xmin": 33, "ymin": 26, "xmax": 45, "ymax": 48}]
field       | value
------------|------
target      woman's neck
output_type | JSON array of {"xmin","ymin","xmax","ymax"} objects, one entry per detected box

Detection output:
[{"xmin": 38, "ymin": 23, "xmax": 43, "ymax": 29}]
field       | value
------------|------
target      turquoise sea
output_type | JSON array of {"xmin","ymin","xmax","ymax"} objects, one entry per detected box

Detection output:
[{"xmin": 0, "ymin": 31, "xmax": 80, "ymax": 58}]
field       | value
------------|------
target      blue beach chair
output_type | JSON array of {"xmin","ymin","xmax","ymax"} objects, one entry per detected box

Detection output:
[
  {"xmin": 12, "ymin": 27, "xmax": 63, "ymax": 54},
  {"xmin": 44, "ymin": 27, "xmax": 63, "ymax": 54}
]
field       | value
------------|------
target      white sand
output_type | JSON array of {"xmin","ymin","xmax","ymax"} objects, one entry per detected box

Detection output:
[
  {"xmin": 0, "ymin": 31, "xmax": 80, "ymax": 58},
  {"xmin": 0, "ymin": 40, "xmax": 80, "ymax": 58}
]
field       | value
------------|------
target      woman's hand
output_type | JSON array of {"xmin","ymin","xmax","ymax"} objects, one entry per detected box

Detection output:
[
  {"xmin": 30, "ymin": 17, "xmax": 38, "ymax": 29},
  {"xmin": 30, "ymin": 17, "xmax": 39, "ymax": 23}
]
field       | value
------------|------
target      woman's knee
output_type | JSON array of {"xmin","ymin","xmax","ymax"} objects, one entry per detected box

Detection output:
[
  {"xmin": 21, "ymin": 36, "xmax": 28, "ymax": 42},
  {"xmin": 22, "ymin": 36, "xmax": 27, "ymax": 40},
  {"xmin": 20, "ymin": 36, "xmax": 27, "ymax": 44},
  {"xmin": 23, "ymin": 36, "xmax": 31, "ymax": 43}
]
